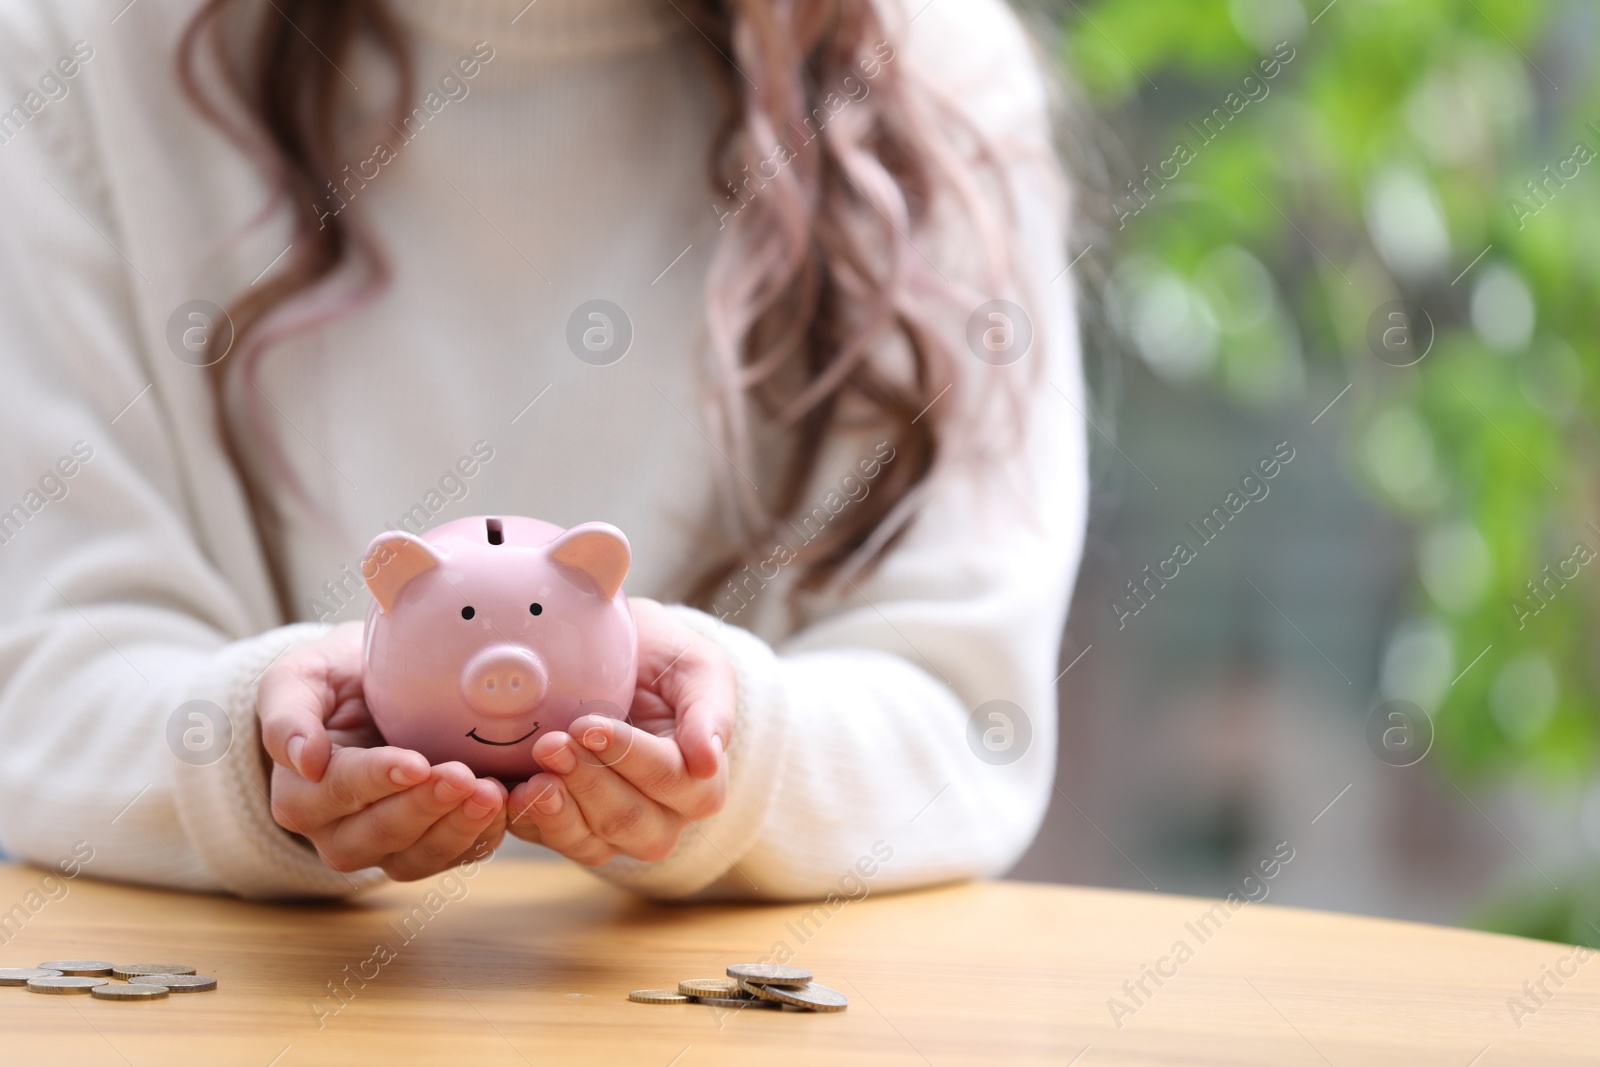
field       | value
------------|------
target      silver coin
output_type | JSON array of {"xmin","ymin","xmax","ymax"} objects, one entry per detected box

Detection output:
[
  {"xmin": 38, "ymin": 960, "xmax": 114, "ymax": 976},
  {"xmin": 27, "ymin": 976, "xmax": 108, "ymax": 994},
  {"xmin": 744, "ymin": 981, "xmax": 849, "ymax": 1012},
  {"xmin": 92, "ymin": 984, "xmax": 170, "ymax": 1001},
  {"xmin": 0, "ymin": 968, "xmax": 62, "ymax": 986},
  {"xmin": 725, "ymin": 963, "xmax": 813, "ymax": 987},
  {"xmin": 130, "ymin": 973, "xmax": 216, "ymax": 992},
  {"xmin": 111, "ymin": 963, "xmax": 196, "ymax": 978}
]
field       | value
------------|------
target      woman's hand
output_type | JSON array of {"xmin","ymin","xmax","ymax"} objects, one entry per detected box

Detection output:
[
  {"xmin": 256, "ymin": 621, "xmax": 508, "ymax": 881},
  {"xmin": 507, "ymin": 598, "xmax": 735, "ymax": 865}
]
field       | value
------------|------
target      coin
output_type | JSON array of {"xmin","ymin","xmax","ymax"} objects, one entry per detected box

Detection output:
[
  {"xmin": 112, "ymin": 963, "xmax": 197, "ymax": 978},
  {"xmin": 130, "ymin": 974, "xmax": 217, "ymax": 992},
  {"xmin": 678, "ymin": 978, "xmax": 746, "ymax": 999},
  {"xmin": 0, "ymin": 968, "xmax": 62, "ymax": 986},
  {"xmin": 695, "ymin": 995, "xmax": 780, "ymax": 1008},
  {"xmin": 741, "ymin": 980, "xmax": 848, "ymax": 1012},
  {"xmin": 27, "ymin": 976, "xmax": 108, "ymax": 994},
  {"xmin": 92, "ymin": 984, "xmax": 169, "ymax": 1001},
  {"xmin": 38, "ymin": 960, "xmax": 114, "ymax": 976},
  {"xmin": 628, "ymin": 989, "xmax": 691, "ymax": 1004},
  {"xmin": 725, "ymin": 963, "xmax": 813, "ymax": 987},
  {"xmin": 737, "ymin": 978, "xmax": 779, "ymax": 1000}
]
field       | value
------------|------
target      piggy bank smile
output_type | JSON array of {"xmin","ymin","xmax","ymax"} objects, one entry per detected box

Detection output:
[
  {"xmin": 465, "ymin": 725, "xmax": 541, "ymax": 747},
  {"xmin": 359, "ymin": 515, "xmax": 638, "ymax": 780}
]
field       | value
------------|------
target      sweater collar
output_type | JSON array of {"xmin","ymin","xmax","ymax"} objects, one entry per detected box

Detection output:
[{"xmin": 386, "ymin": 0, "xmax": 683, "ymax": 58}]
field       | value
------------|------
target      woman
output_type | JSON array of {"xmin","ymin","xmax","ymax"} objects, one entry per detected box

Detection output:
[{"xmin": 0, "ymin": 0, "xmax": 1086, "ymax": 900}]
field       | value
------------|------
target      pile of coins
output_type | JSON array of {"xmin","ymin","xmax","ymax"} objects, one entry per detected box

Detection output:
[
  {"xmin": 630, "ymin": 963, "xmax": 847, "ymax": 1013},
  {"xmin": 0, "ymin": 961, "xmax": 216, "ymax": 1002}
]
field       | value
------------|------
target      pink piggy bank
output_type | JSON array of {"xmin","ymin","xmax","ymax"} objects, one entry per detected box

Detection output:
[{"xmin": 359, "ymin": 515, "xmax": 637, "ymax": 780}]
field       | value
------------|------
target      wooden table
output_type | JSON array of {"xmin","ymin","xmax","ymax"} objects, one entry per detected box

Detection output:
[{"xmin": 0, "ymin": 858, "xmax": 1594, "ymax": 1065}]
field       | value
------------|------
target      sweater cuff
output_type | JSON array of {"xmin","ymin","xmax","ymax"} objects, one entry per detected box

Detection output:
[
  {"xmin": 584, "ymin": 605, "xmax": 791, "ymax": 899},
  {"xmin": 171, "ymin": 623, "xmax": 387, "ymax": 899}
]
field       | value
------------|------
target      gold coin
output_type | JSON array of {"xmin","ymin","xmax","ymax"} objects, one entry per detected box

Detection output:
[
  {"xmin": 628, "ymin": 989, "xmax": 691, "ymax": 1004},
  {"xmin": 678, "ymin": 978, "xmax": 745, "ymax": 998},
  {"xmin": 737, "ymin": 978, "xmax": 782, "ymax": 1002},
  {"xmin": 694, "ymin": 995, "xmax": 779, "ymax": 1009},
  {"xmin": 0, "ymin": 968, "xmax": 62, "ymax": 986},
  {"xmin": 130, "ymin": 974, "xmax": 217, "ymax": 992},
  {"xmin": 112, "ymin": 963, "xmax": 196, "ymax": 979},
  {"xmin": 27, "ymin": 976, "xmax": 108, "ymax": 994},
  {"xmin": 725, "ymin": 963, "xmax": 812, "ymax": 987},
  {"xmin": 92, "ymin": 984, "xmax": 169, "ymax": 1001},
  {"xmin": 37, "ymin": 960, "xmax": 113, "ymax": 977},
  {"xmin": 742, "ymin": 980, "xmax": 848, "ymax": 1012}
]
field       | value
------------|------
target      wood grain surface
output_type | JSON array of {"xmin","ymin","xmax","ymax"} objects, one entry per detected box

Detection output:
[{"xmin": 0, "ymin": 858, "xmax": 1594, "ymax": 1065}]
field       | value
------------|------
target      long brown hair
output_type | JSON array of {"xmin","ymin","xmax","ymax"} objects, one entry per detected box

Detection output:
[{"xmin": 178, "ymin": 0, "xmax": 1036, "ymax": 620}]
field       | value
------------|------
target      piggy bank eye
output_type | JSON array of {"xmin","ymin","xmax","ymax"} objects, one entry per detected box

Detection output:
[
  {"xmin": 461, "ymin": 606, "xmax": 476, "ymax": 620},
  {"xmin": 529, "ymin": 603, "xmax": 542, "ymax": 616}
]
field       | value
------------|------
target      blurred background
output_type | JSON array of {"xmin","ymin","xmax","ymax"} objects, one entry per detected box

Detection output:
[{"xmin": 1003, "ymin": 0, "xmax": 1600, "ymax": 946}]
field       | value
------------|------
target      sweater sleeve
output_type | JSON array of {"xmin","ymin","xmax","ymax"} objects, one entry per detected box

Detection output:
[
  {"xmin": 588, "ymin": 0, "xmax": 1088, "ymax": 901},
  {"xmin": 0, "ymin": 6, "xmax": 380, "ymax": 898}
]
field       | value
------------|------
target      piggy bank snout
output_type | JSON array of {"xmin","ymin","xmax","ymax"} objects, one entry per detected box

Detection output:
[{"xmin": 460, "ymin": 645, "xmax": 547, "ymax": 717}]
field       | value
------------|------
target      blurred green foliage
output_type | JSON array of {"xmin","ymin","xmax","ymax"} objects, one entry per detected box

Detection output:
[{"xmin": 1054, "ymin": 0, "xmax": 1600, "ymax": 942}]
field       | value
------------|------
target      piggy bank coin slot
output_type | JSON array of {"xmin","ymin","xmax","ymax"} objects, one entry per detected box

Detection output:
[{"xmin": 486, "ymin": 518, "xmax": 505, "ymax": 545}]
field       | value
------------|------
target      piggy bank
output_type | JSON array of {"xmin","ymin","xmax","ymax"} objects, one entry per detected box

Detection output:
[{"xmin": 359, "ymin": 515, "xmax": 637, "ymax": 780}]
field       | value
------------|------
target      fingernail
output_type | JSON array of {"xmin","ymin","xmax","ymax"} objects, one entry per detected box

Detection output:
[
  {"xmin": 712, "ymin": 734, "xmax": 725, "ymax": 758},
  {"xmin": 433, "ymin": 777, "xmax": 469, "ymax": 801},
  {"xmin": 543, "ymin": 745, "xmax": 577, "ymax": 775},
  {"xmin": 286, "ymin": 735, "xmax": 305, "ymax": 774},
  {"xmin": 464, "ymin": 797, "xmax": 496, "ymax": 820},
  {"xmin": 534, "ymin": 786, "xmax": 563, "ymax": 816},
  {"xmin": 581, "ymin": 726, "xmax": 608, "ymax": 752},
  {"xmin": 389, "ymin": 763, "xmax": 424, "ymax": 786}
]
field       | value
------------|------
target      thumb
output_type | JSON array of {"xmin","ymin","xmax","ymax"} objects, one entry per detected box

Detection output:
[
  {"xmin": 670, "ymin": 644, "xmax": 736, "ymax": 781},
  {"xmin": 256, "ymin": 654, "xmax": 339, "ymax": 782}
]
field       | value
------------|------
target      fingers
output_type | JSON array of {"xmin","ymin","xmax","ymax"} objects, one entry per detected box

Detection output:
[
  {"xmin": 255, "ymin": 622, "xmax": 364, "ymax": 781},
  {"xmin": 630, "ymin": 599, "xmax": 736, "ymax": 781},
  {"xmin": 665, "ymin": 648, "xmax": 733, "ymax": 781},
  {"xmin": 509, "ymin": 718, "xmax": 728, "ymax": 865},
  {"xmin": 532, "ymin": 730, "xmax": 686, "ymax": 861},
  {"xmin": 508, "ymin": 774, "xmax": 617, "ymax": 866},
  {"xmin": 568, "ymin": 715, "xmax": 724, "ymax": 822},
  {"xmin": 321, "ymin": 762, "xmax": 482, "ymax": 866},
  {"xmin": 271, "ymin": 746, "xmax": 431, "ymax": 837},
  {"xmin": 257, "ymin": 662, "xmax": 336, "ymax": 781},
  {"xmin": 381, "ymin": 778, "xmax": 507, "ymax": 882}
]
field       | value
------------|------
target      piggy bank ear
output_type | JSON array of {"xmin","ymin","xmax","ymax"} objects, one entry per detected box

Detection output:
[
  {"xmin": 547, "ymin": 522, "xmax": 631, "ymax": 601},
  {"xmin": 362, "ymin": 531, "xmax": 445, "ymax": 614}
]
